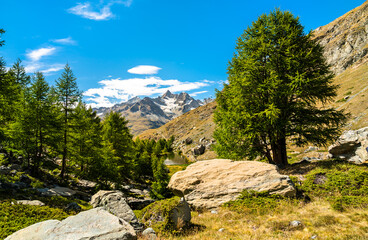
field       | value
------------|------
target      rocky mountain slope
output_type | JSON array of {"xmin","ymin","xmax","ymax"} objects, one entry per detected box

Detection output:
[
  {"xmin": 95, "ymin": 91, "xmax": 207, "ymax": 135},
  {"xmin": 138, "ymin": 1, "xmax": 368, "ymax": 157}
]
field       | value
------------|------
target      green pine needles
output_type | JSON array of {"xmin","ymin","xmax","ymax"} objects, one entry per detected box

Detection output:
[{"xmin": 214, "ymin": 9, "xmax": 347, "ymax": 166}]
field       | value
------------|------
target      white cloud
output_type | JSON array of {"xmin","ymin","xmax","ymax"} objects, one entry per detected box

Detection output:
[
  {"xmin": 26, "ymin": 47, "xmax": 56, "ymax": 61},
  {"xmin": 41, "ymin": 64, "xmax": 65, "ymax": 74},
  {"xmin": 68, "ymin": 1, "xmax": 132, "ymax": 21},
  {"xmin": 84, "ymin": 77, "xmax": 209, "ymax": 108},
  {"xmin": 52, "ymin": 37, "xmax": 77, "ymax": 45},
  {"xmin": 190, "ymin": 91, "xmax": 208, "ymax": 96},
  {"xmin": 24, "ymin": 46, "xmax": 63, "ymax": 74},
  {"xmin": 127, "ymin": 65, "xmax": 161, "ymax": 75}
]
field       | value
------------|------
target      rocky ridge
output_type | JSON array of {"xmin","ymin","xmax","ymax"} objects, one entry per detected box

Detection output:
[
  {"xmin": 95, "ymin": 91, "xmax": 207, "ymax": 135},
  {"xmin": 313, "ymin": 1, "xmax": 368, "ymax": 75}
]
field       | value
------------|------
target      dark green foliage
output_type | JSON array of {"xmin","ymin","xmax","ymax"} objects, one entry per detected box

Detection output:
[
  {"xmin": 55, "ymin": 64, "xmax": 81, "ymax": 179},
  {"xmin": 0, "ymin": 201, "xmax": 69, "ymax": 239},
  {"xmin": 300, "ymin": 160, "xmax": 368, "ymax": 211},
  {"xmin": 133, "ymin": 137, "xmax": 174, "ymax": 199},
  {"xmin": 8, "ymin": 72, "xmax": 56, "ymax": 172},
  {"xmin": 102, "ymin": 111, "xmax": 134, "ymax": 179},
  {"xmin": 214, "ymin": 9, "xmax": 347, "ymax": 166},
  {"xmin": 135, "ymin": 197, "xmax": 181, "ymax": 233},
  {"xmin": 150, "ymin": 154, "xmax": 171, "ymax": 199},
  {"xmin": 224, "ymin": 190, "xmax": 299, "ymax": 215},
  {"xmin": 70, "ymin": 101, "xmax": 104, "ymax": 179}
]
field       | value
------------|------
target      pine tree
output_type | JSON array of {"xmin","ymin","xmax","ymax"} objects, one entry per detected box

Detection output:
[
  {"xmin": 9, "ymin": 72, "xmax": 54, "ymax": 172},
  {"xmin": 70, "ymin": 101, "xmax": 103, "ymax": 177},
  {"xmin": 102, "ymin": 111, "xmax": 134, "ymax": 179},
  {"xmin": 55, "ymin": 64, "xmax": 81, "ymax": 179},
  {"xmin": 214, "ymin": 9, "xmax": 347, "ymax": 166}
]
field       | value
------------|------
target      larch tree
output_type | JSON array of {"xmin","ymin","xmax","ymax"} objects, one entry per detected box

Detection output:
[
  {"xmin": 214, "ymin": 9, "xmax": 347, "ymax": 167},
  {"xmin": 55, "ymin": 64, "xmax": 81, "ymax": 179}
]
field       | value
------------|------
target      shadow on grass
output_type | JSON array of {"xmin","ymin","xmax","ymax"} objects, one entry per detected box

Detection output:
[{"xmin": 280, "ymin": 158, "xmax": 367, "ymax": 175}]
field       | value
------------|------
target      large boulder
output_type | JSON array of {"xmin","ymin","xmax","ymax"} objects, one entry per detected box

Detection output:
[
  {"xmin": 5, "ymin": 207, "xmax": 136, "ymax": 240},
  {"xmin": 328, "ymin": 127, "xmax": 368, "ymax": 164},
  {"xmin": 168, "ymin": 159, "xmax": 296, "ymax": 209},
  {"xmin": 90, "ymin": 190, "xmax": 142, "ymax": 231}
]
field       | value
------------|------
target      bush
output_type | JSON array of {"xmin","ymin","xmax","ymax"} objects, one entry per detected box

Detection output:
[
  {"xmin": 0, "ymin": 201, "xmax": 70, "ymax": 240},
  {"xmin": 223, "ymin": 190, "xmax": 299, "ymax": 215},
  {"xmin": 300, "ymin": 160, "xmax": 368, "ymax": 211}
]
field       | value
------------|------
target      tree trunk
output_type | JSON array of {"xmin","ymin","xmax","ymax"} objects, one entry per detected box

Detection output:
[{"xmin": 271, "ymin": 136, "xmax": 288, "ymax": 168}]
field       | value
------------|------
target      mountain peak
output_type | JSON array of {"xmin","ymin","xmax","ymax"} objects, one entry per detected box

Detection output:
[{"xmin": 162, "ymin": 90, "xmax": 175, "ymax": 98}]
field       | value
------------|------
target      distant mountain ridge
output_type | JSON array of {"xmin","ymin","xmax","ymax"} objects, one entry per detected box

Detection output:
[{"xmin": 94, "ymin": 91, "xmax": 213, "ymax": 135}]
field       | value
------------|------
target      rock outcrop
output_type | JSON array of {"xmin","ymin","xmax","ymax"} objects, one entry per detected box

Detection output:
[
  {"xmin": 5, "ymin": 207, "xmax": 136, "ymax": 240},
  {"xmin": 313, "ymin": 1, "xmax": 368, "ymax": 75},
  {"xmin": 90, "ymin": 190, "xmax": 143, "ymax": 231},
  {"xmin": 328, "ymin": 127, "xmax": 368, "ymax": 163},
  {"xmin": 168, "ymin": 159, "xmax": 295, "ymax": 209}
]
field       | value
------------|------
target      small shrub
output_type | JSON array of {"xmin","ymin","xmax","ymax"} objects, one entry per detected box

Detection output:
[
  {"xmin": 0, "ymin": 201, "xmax": 70, "ymax": 239},
  {"xmin": 301, "ymin": 160, "xmax": 368, "ymax": 211},
  {"xmin": 223, "ymin": 191, "xmax": 299, "ymax": 215}
]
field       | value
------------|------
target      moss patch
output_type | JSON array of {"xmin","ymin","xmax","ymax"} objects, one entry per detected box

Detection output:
[{"xmin": 136, "ymin": 197, "xmax": 182, "ymax": 234}]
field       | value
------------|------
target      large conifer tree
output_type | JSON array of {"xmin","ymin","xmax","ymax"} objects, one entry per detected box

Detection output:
[
  {"xmin": 55, "ymin": 64, "xmax": 81, "ymax": 178},
  {"xmin": 214, "ymin": 10, "xmax": 346, "ymax": 166}
]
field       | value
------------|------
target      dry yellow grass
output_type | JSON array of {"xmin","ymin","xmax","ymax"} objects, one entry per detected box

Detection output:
[{"xmin": 149, "ymin": 200, "xmax": 368, "ymax": 240}]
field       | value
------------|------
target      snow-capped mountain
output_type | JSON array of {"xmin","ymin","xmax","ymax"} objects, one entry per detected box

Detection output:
[{"xmin": 94, "ymin": 91, "xmax": 207, "ymax": 135}]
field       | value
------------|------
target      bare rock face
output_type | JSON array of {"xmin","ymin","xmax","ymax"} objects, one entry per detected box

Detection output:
[
  {"xmin": 168, "ymin": 159, "xmax": 296, "ymax": 209},
  {"xmin": 313, "ymin": 2, "xmax": 368, "ymax": 75},
  {"xmin": 5, "ymin": 208, "xmax": 136, "ymax": 240},
  {"xmin": 90, "ymin": 190, "xmax": 143, "ymax": 231},
  {"xmin": 328, "ymin": 127, "xmax": 368, "ymax": 164}
]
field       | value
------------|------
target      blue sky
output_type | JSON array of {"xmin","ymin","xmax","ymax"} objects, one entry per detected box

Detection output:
[{"xmin": 0, "ymin": 0, "xmax": 364, "ymax": 108}]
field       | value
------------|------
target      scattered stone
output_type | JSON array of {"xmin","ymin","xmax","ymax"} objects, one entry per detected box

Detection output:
[
  {"xmin": 218, "ymin": 228, "xmax": 225, "ymax": 232},
  {"xmin": 41, "ymin": 187, "xmax": 77, "ymax": 197},
  {"xmin": 139, "ymin": 197, "xmax": 191, "ymax": 231},
  {"xmin": 90, "ymin": 190, "xmax": 143, "ymax": 231},
  {"xmin": 4, "ymin": 207, "xmax": 137, "ymax": 240},
  {"xmin": 328, "ymin": 127, "xmax": 368, "ymax": 164},
  {"xmin": 142, "ymin": 228, "xmax": 157, "ymax": 240},
  {"xmin": 211, "ymin": 210, "xmax": 218, "ymax": 214},
  {"xmin": 289, "ymin": 220, "xmax": 303, "ymax": 229},
  {"xmin": 185, "ymin": 137, "xmax": 193, "ymax": 145},
  {"xmin": 311, "ymin": 235, "xmax": 318, "ymax": 239},
  {"xmin": 66, "ymin": 202, "xmax": 81, "ymax": 211},
  {"xmin": 192, "ymin": 145, "xmax": 205, "ymax": 156},
  {"xmin": 170, "ymin": 198, "xmax": 191, "ymax": 229},
  {"xmin": 168, "ymin": 159, "xmax": 296, "ymax": 209},
  {"xmin": 16, "ymin": 200, "xmax": 45, "ymax": 206},
  {"xmin": 304, "ymin": 146, "xmax": 319, "ymax": 153}
]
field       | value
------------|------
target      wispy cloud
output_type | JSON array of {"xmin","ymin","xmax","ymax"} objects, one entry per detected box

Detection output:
[
  {"xmin": 127, "ymin": 65, "xmax": 161, "ymax": 75},
  {"xmin": 26, "ymin": 47, "xmax": 56, "ymax": 61},
  {"xmin": 190, "ymin": 91, "xmax": 208, "ymax": 96},
  {"xmin": 41, "ymin": 64, "xmax": 65, "ymax": 74},
  {"xmin": 24, "ymin": 46, "xmax": 63, "ymax": 74},
  {"xmin": 68, "ymin": 0, "xmax": 132, "ymax": 21},
  {"xmin": 52, "ymin": 37, "xmax": 77, "ymax": 45},
  {"xmin": 84, "ymin": 77, "xmax": 210, "ymax": 108}
]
